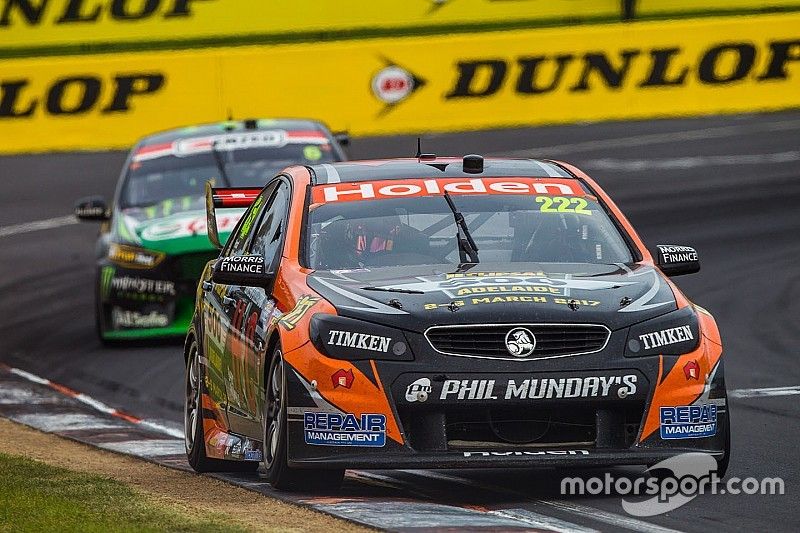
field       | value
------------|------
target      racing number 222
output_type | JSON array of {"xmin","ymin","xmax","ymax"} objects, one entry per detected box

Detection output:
[{"xmin": 535, "ymin": 196, "xmax": 592, "ymax": 214}]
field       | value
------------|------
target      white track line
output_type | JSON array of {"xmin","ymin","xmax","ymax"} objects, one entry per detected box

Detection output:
[
  {"xmin": 497, "ymin": 118, "xmax": 800, "ymax": 157},
  {"xmin": 488, "ymin": 508, "xmax": 599, "ymax": 533},
  {"xmin": 730, "ymin": 385, "xmax": 800, "ymax": 398},
  {"xmin": 99, "ymin": 439, "xmax": 185, "ymax": 457},
  {"xmin": 0, "ymin": 215, "xmax": 78, "ymax": 238},
  {"xmin": 312, "ymin": 500, "xmax": 527, "ymax": 529},
  {"xmin": 539, "ymin": 500, "xmax": 683, "ymax": 533},
  {"xmin": 9, "ymin": 367, "xmax": 48, "ymax": 385},
  {"xmin": 350, "ymin": 470, "xmax": 598, "ymax": 531},
  {"xmin": 401, "ymin": 470, "xmax": 683, "ymax": 533},
  {"xmin": 14, "ymin": 413, "xmax": 127, "ymax": 432},
  {"xmin": 583, "ymin": 151, "xmax": 800, "ymax": 171}
]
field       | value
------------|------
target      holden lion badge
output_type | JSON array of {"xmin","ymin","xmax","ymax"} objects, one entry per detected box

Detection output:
[{"xmin": 505, "ymin": 327, "xmax": 536, "ymax": 357}]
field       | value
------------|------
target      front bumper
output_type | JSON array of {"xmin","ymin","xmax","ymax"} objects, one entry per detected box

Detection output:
[
  {"xmin": 282, "ymin": 325, "xmax": 728, "ymax": 469},
  {"xmin": 289, "ymin": 447, "xmax": 725, "ymax": 470},
  {"xmin": 96, "ymin": 251, "xmax": 215, "ymax": 339}
]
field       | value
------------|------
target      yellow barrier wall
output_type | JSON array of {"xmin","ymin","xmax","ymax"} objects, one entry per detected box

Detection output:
[
  {"xmin": 1, "ymin": 13, "xmax": 799, "ymax": 153},
  {"xmin": 638, "ymin": 0, "xmax": 800, "ymax": 15},
  {"xmin": 0, "ymin": 0, "xmax": 618, "ymax": 48}
]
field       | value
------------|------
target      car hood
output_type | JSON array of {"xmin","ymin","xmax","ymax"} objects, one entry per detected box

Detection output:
[
  {"xmin": 115, "ymin": 208, "xmax": 244, "ymax": 254},
  {"xmin": 306, "ymin": 263, "xmax": 677, "ymax": 333}
]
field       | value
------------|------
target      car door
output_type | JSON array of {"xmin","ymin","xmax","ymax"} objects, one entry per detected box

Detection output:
[
  {"xmin": 203, "ymin": 183, "xmax": 276, "ymax": 427},
  {"xmin": 225, "ymin": 179, "xmax": 291, "ymax": 438}
]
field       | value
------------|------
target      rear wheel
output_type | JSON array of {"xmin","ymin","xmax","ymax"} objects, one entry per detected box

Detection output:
[
  {"xmin": 262, "ymin": 346, "xmax": 344, "ymax": 491},
  {"xmin": 185, "ymin": 336, "xmax": 257, "ymax": 473}
]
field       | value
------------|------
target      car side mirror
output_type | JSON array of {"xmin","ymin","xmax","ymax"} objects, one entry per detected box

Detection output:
[
  {"xmin": 333, "ymin": 131, "xmax": 350, "ymax": 147},
  {"xmin": 74, "ymin": 196, "xmax": 109, "ymax": 221},
  {"xmin": 654, "ymin": 244, "xmax": 700, "ymax": 276},
  {"xmin": 212, "ymin": 254, "xmax": 271, "ymax": 286}
]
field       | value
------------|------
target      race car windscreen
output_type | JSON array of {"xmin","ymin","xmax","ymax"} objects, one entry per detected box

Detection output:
[
  {"xmin": 306, "ymin": 178, "xmax": 633, "ymax": 269},
  {"xmin": 120, "ymin": 132, "xmax": 335, "ymax": 209}
]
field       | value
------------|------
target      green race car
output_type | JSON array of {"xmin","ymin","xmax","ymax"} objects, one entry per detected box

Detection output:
[{"xmin": 75, "ymin": 118, "xmax": 348, "ymax": 342}]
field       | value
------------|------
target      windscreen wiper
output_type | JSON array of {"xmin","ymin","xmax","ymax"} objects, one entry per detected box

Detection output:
[
  {"xmin": 210, "ymin": 140, "xmax": 232, "ymax": 187},
  {"xmin": 443, "ymin": 191, "xmax": 479, "ymax": 264},
  {"xmin": 361, "ymin": 286, "xmax": 424, "ymax": 294}
]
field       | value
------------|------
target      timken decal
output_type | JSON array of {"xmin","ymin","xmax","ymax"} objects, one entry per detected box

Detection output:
[
  {"xmin": 312, "ymin": 178, "xmax": 583, "ymax": 203},
  {"xmin": 327, "ymin": 330, "xmax": 391, "ymax": 353},
  {"xmin": 639, "ymin": 325, "xmax": 694, "ymax": 350}
]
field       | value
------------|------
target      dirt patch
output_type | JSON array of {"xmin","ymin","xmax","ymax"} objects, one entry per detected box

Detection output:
[{"xmin": 0, "ymin": 418, "xmax": 370, "ymax": 532}]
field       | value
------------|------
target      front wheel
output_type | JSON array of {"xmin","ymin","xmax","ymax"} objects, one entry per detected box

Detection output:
[
  {"xmin": 94, "ymin": 268, "xmax": 111, "ymax": 345},
  {"xmin": 262, "ymin": 346, "xmax": 344, "ymax": 491}
]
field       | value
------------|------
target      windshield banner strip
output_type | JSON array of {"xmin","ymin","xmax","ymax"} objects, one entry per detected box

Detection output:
[
  {"xmin": 311, "ymin": 177, "xmax": 586, "ymax": 204},
  {"xmin": 132, "ymin": 130, "xmax": 331, "ymax": 162}
]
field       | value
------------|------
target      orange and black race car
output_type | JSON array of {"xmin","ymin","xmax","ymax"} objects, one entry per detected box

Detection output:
[{"xmin": 183, "ymin": 155, "xmax": 729, "ymax": 490}]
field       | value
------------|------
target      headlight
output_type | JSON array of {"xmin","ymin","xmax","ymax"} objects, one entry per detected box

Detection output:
[
  {"xmin": 108, "ymin": 243, "xmax": 165, "ymax": 269},
  {"xmin": 310, "ymin": 314, "xmax": 413, "ymax": 361},
  {"xmin": 624, "ymin": 307, "xmax": 700, "ymax": 357}
]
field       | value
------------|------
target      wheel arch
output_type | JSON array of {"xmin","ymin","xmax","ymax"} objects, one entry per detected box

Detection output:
[
  {"xmin": 184, "ymin": 325, "xmax": 197, "ymax": 366},
  {"xmin": 264, "ymin": 329, "xmax": 283, "ymax": 378}
]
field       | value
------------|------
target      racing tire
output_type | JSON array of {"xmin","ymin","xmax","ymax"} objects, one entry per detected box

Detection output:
[
  {"xmin": 715, "ymin": 403, "xmax": 731, "ymax": 478},
  {"xmin": 94, "ymin": 269, "xmax": 112, "ymax": 346},
  {"xmin": 262, "ymin": 345, "xmax": 344, "ymax": 491},
  {"xmin": 184, "ymin": 336, "xmax": 258, "ymax": 473},
  {"xmin": 94, "ymin": 268, "xmax": 126, "ymax": 347}
]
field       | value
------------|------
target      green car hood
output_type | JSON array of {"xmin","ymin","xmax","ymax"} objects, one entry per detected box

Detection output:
[{"xmin": 117, "ymin": 208, "xmax": 245, "ymax": 254}]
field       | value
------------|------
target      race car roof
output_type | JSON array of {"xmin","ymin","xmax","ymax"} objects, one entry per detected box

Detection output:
[
  {"xmin": 138, "ymin": 118, "xmax": 332, "ymax": 145},
  {"xmin": 308, "ymin": 157, "xmax": 571, "ymax": 185}
]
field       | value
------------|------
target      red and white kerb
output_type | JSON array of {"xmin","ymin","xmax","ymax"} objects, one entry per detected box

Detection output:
[{"xmin": 312, "ymin": 177, "xmax": 585, "ymax": 204}]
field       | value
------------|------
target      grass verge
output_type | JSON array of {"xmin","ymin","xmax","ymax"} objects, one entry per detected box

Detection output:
[
  {"xmin": 0, "ymin": 452, "xmax": 244, "ymax": 532},
  {"xmin": 0, "ymin": 417, "xmax": 369, "ymax": 532}
]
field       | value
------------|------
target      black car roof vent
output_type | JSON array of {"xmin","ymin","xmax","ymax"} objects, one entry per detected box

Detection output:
[
  {"xmin": 243, "ymin": 118, "xmax": 258, "ymax": 130},
  {"xmin": 463, "ymin": 154, "xmax": 484, "ymax": 174}
]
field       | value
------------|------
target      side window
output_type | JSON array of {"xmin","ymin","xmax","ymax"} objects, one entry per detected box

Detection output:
[
  {"xmin": 250, "ymin": 182, "xmax": 290, "ymax": 265},
  {"xmin": 222, "ymin": 183, "xmax": 276, "ymax": 257}
]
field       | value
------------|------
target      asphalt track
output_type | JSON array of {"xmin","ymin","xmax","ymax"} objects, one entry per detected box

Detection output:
[{"xmin": 2, "ymin": 111, "xmax": 800, "ymax": 531}]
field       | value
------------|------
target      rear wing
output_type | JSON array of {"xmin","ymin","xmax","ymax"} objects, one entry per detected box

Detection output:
[{"xmin": 205, "ymin": 181, "xmax": 261, "ymax": 249}]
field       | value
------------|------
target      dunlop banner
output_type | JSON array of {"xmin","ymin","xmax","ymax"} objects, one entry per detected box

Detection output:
[
  {"xmin": 0, "ymin": 0, "xmax": 618, "ymax": 48},
  {"xmin": 1, "ymin": 13, "xmax": 799, "ymax": 153}
]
